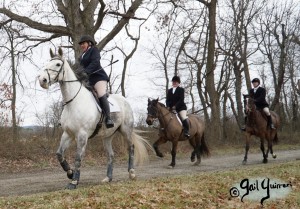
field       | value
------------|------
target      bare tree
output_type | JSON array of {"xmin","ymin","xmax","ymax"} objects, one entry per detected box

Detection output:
[
  {"xmin": 0, "ymin": 0, "xmax": 156, "ymax": 129},
  {"xmin": 194, "ymin": 0, "xmax": 222, "ymax": 140},
  {"xmin": 217, "ymin": 0, "xmax": 266, "ymax": 129},
  {"xmin": 255, "ymin": 1, "xmax": 300, "ymax": 113},
  {"xmin": 0, "ymin": 22, "xmax": 33, "ymax": 140},
  {"xmin": 0, "ymin": 1, "xmax": 148, "ymax": 57}
]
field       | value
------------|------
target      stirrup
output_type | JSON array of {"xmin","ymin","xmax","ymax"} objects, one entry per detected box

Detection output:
[
  {"xmin": 184, "ymin": 131, "xmax": 190, "ymax": 138},
  {"xmin": 270, "ymin": 124, "xmax": 276, "ymax": 130}
]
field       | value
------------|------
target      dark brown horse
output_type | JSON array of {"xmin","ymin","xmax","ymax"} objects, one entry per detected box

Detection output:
[
  {"xmin": 243, "ymin": 94, "xmax": 280, "ymax": 164},
  {"xmin": 146, "ymin": 98, "xmax": 210, "ymax": 168}
]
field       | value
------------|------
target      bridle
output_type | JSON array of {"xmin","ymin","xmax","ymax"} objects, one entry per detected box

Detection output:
[
  {"xmin": 44, "ymin": 56, "xmax": 82, "ymax": 106},
  {"xmin": 243, "ymin": 96, "xmax": 256, "ymax": 114},
  {"xmin": 147, "ymin": 102, "xmax": 172, "ymax": 118},
  {"xmin": 44, "ymin": 57, "xmax": 65, "ymax": 85},
  {"xmin": 147, "ymin": 101, "xmax": 175, "ymax": 131}
]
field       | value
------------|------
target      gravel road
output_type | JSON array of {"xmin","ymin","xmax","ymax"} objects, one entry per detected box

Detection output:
[{"xmin": 0, "ymin": 149, "xmax": 299, "ymax": 197}]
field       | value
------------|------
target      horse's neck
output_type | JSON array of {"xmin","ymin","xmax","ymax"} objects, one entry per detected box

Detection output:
[
  {"xmin": 248, "ymin": 107, "xmax": 265, "ymax": 125},
  {"xmin": 157, "ymin": 106, "xmax": 173, "ymax": 127},
  {"xmin": 59, "ymin": 63, "xmax": 89, "ymax": 105}
]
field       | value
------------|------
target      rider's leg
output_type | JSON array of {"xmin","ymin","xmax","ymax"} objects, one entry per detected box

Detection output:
[
  {"xmin": 94, "ymin": 81, "xmax": 114, "ymax": 128},
  {"xmin": 263, "ymin": 107, "xmax": 275, "ymax": 129},
  {"xmin": 179, "ymin": 110, "xmax": 190, "ymax": 138}
]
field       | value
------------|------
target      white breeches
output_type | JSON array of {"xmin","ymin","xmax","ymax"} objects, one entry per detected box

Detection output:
[
  {"xmin": 94, "ymin": 80, "xmax": 107, "ymax": 98},
  {"xmin": 179, "ymin": 110, "xmax": 188, "ymax": 121},
  {"xmin": 263, "ymin": 107, "xmax": 271, "ymax": 116}
]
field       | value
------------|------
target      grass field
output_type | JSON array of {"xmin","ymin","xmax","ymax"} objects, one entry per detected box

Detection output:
[{"xmin": 0, "ymin": 160, "xmax": 299, "ymax": 209}]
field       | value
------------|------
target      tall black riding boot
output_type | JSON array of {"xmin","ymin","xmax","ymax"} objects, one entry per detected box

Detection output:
[
  {"xmin": 182, "ymin": 119, "xmax": 190, "ymax": 138},
  {"xmin": 267, "ymin": 115, "xmax": 275, "ymax": 130},
  {"xmin": 99, "ymin": 96, "xmax": 114, "ymax": 128}
]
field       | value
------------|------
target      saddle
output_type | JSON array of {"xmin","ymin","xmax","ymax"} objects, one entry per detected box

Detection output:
[{"xmin": 257, "ymin": 109, "xmax": 268, "ymax": 121}]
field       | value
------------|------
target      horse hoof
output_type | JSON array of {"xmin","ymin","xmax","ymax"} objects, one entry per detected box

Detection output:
[
  {"xmin": 168, "ymin": 165, "xmax": 174, "ymax": 169},
  {"xmin": 65, "ymin": 183, "xmax": 77, "ymax": 190},
  {"xmin": 157, "ymin": 153, "xmax": 164, "ymax": 158},
  {"xmin": 129, "ymin": 169, "xmax": 136, "ymax": 180},
  {"xmin": 272, "ymin": 154, "xmax": 277, "ymax": 159},
  {"xmin": 193, "ymin": 161, "xmax": 200, "ymax": 166},
  {"xmin": 67, "ymin": 170, "xmax": 73, "ymax": 179},
  {"xmin": 263, "ymin": 159, "xmax": 268, "ymax": 164},
  {"xmin": 242, "ymin": 160, "xmax": 247, "ymax": 165},
  {"xmin": 102, "ymin": 177, "xmax": 111, "ymax": 183}
]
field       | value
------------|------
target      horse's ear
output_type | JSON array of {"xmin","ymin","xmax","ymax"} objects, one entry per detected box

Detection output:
[
  {"xmin": 58, "ymin": 47, "xmax": 63, "ymax": 57},
  {"xmin": 156, "ymin": 97, "xmax": 159, "ymax": 102},
  {"xmin": 50, "ymin": 48, "xmax": 55, "ymax": 58}
]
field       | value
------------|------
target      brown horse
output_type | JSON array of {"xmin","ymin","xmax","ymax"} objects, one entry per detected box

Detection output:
[
  {"xmin": 243, "ymin": 94, "xmax": 280, "ymax": 164},
  {"xmin": 146, "ymin": 98, "xmax": 210, "ymax": 168}
]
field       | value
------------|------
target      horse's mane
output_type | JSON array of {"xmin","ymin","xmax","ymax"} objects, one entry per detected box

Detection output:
[
  {"xmin": 53, "ymin": 54, "xmax": 88, "ymax": 83},
  {"xmin": 157, "ymin": 101, "xmax": 166, "ymax": 108},
  {"xmin": 73, "ymin": 65, "xmax": 88, "ymax": 83}
]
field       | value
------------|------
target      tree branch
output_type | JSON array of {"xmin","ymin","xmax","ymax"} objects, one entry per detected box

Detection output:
[
  {"xmin": 0, "ymin": 7, "xmax": 70, "ymax": 35},
  {"xmin": 97, "ymin": 0, "xmax": 143, "ymax": 51}
]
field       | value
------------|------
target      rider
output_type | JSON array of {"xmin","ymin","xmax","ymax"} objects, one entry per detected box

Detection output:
[
  {"xmin": 241, "ymin": 78, "xmax": 275, "ymax": 131},
  {"xmin": 166, "ymin": 76, "xmax": 190, "ymax": 138},
  {"xmin": 78, "ymin": 35, "xmax": 114, "ymax": 128}
]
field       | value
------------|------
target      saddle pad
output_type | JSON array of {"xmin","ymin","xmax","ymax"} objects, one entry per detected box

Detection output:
[
  {"xmin": 95, "ymin": 96, "xmax": 120, "ymax": 113},
  {"xmin": 108, "ymin": 96, "xmax": 121, "ymax": 112},
  {"xmin": 175, "ymin": 114, "xmax": 182, "ymax": 126}
]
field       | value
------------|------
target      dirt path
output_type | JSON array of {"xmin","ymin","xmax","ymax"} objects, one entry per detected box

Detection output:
[{"xmin": 0, "ymin": 149, "xmax": 299, "ymax": 197}]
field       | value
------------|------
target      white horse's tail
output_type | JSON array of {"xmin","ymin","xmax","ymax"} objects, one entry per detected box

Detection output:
[{"xmin": 131, "ymin": 129, "xmax": 153, "ymax": 166}]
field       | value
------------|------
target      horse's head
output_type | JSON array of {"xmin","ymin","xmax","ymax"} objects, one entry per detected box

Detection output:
[
  {"xmin": 38, "ymin": 47, "xmax": 65, "ymax": 89},
  {"xmin": 146, "ymin": 98, "xmax": 159, "ymax": 125},
  {"xmin": 243, "ymin": 93, "xmax": 255, "ymax": 114}
]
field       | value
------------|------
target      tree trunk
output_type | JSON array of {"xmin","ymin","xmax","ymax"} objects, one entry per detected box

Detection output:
[{"xmin": 205, "ymin": 0, "xmax": 221, "ymax": 140}]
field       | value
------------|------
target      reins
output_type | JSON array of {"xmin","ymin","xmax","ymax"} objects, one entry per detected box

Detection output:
[
  {"xmin": 46, "ymin": 56, "xmax": 82, "ymax": 106},
  {"xmin": 151, "ymin": 103, "xmax": 176, "ymax": 132}
]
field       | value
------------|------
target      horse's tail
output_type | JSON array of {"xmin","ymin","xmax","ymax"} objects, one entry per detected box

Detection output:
[
  {"xmin": 131, "ymin": 129, "xmax": 153, "ymax": 166},
  {"xmin": 273, "ymin": 132, "xmax": 279, "ymax": 144},
  {"xmin": 200, "ymin": 133, "xmax": 210, "ymax": 157}
]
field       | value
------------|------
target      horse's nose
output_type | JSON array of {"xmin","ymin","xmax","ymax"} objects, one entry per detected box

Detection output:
[
  {"xmin": 43, "ymin": 78, "xmax": 47, "ymax": 83},
  {"xmin": 146, "ymin": 118, "xmax": 153, "ymax": 125}
]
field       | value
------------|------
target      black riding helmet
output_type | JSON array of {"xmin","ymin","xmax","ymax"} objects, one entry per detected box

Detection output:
[
  {"xmin": 78, "ymin": 35, "xmax": 96, "ymax": 45},
  {"xmin": 171, "ymin": 76, "xmax": 181, "ymax": 83},
  {"xmin": 251, "ymin": 78, "xmax": 260, "ymax": 84}
]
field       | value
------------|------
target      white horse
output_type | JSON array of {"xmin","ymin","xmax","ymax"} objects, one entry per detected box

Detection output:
[{"xmin": 38, "ymin": 47, "xmax": 150, "ymax": 189}]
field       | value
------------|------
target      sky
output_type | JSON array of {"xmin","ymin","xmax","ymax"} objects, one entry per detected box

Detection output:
[{"xmin": 0, "ymin": 0, "xmax": 264, "ymax": 127}]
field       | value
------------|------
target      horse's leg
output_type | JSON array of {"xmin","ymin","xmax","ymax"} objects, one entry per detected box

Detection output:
[
  {"xmin": 260, "ymin": 138, "xmax": 268, "ymax": 164},
  {"xmin": 66, "ymin": 133, "xmax": 88, "ymax": 189},
  {"xmin": 189, "ymin": 137, "xmax": 200, "ymax": 165},
  {"xmin": 118, "ymin": 124, "xmax": 137, "ymax": 180},
  {"xmin": 153, "ymin": 136, "xmax": 167, "ymax": 158},
  {"xmin": 269, "ymin": 141, "xmax": 277, "ymax": 159},
  {"xmin": 102, "ymin": 137, "xmax": 114, "ymax": 183},
  {"xmin": 271, "ymin": 133, "xmax": 277, "ymax": 159},
  {"xmin": 56, "ymin": 132, "xmax": 73, "ymax": 180},
  {"xmin": 194, "ymin": 136, "xmax": 202, "ymax": 166},
  {"xmin": 169, "ymin": 140, "xmax": 178, "ymax": 168},
  {"xmin": 243, "ymin": 134, "xmax": 250, "ymax": 164}
]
